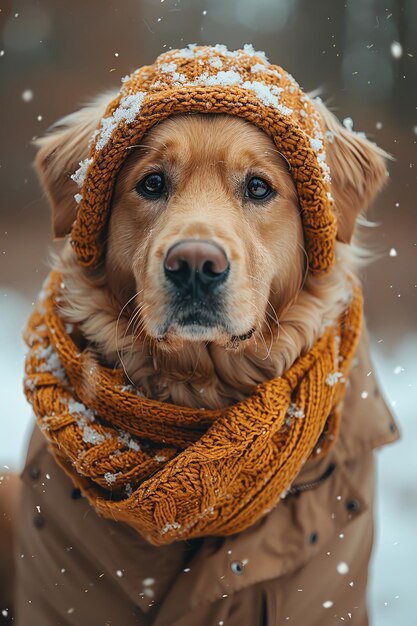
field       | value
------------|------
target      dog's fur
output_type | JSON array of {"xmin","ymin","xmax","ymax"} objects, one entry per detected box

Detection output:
[{"xmin": 34, "ymin": 95, "xmax": 388, "ymax": 410}]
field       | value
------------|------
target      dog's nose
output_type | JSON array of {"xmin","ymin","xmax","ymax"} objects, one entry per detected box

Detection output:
[{"xmin": 164, "ymin": 239, "xmax": 229, "ymax": 290}]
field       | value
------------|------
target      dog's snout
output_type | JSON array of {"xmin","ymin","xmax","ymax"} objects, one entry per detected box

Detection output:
[{"xmin": 164, "ymin": 239, "xmax": 229, "ymax": 290}]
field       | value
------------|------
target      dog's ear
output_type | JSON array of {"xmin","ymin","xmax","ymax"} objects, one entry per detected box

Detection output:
[
  {"xmin": 313, "ymin": 99, "xmax": 390, "ymax": 244},
  {"xmin": 34, "ymin": 92, "xmax": 115, "ymax": 239}
]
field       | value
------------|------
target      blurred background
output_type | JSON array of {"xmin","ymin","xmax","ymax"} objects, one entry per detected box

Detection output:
[{"xmin": 1, "ymin": 0, "xmax": 416, "ymax": 623}]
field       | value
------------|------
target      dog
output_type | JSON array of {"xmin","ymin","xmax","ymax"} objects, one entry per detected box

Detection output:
[
  {"xmin": 10, "ymin": 46, "xmax": 399, "ymax": 625},
  {"xmin": 35, "ymin": 99, "xmax": 386, "ymax": 409}
]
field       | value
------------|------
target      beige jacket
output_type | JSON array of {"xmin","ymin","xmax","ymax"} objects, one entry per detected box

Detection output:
[{"xmin": 13, "ymin": 329, "xmax": 399, "ymax": 625}]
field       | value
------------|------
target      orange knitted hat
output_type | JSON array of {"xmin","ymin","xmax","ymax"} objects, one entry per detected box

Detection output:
[{"xmin": 70, "ymin": 44, "xmax": 337, "ymax": 274}]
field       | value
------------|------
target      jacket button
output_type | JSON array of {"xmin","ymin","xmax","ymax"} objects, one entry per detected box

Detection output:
[
  {"xmin": 33, "ymin": 514, "xmax": 45, "ymax": 529},
  {"xmin": 346, "ymin": 498, "xmax": 360, "ymax": 513},
  {"xmin": 309, "ymin": 532, "xmax": 318, "ymax": 544},
  {"xmin": 29, "ymin": 467, "xmax": 40, "ymax": 480},
  {"xmin": 230, "ymin": 560, "xmax": 245, "ymax": 575},
  {"xmin": 71, "ymin": 488, "xmax": 82, "ymax": 500}
]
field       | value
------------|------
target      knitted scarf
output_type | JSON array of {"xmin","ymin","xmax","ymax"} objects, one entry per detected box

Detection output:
[{"xmin": 24, "ymin": 272, "xmax": 363, "ymax": 546}]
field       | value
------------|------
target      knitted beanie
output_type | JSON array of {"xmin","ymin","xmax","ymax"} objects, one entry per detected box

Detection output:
[{"xmin": 70, "ymin": 44, "xmax": 337, "ymax": 274}]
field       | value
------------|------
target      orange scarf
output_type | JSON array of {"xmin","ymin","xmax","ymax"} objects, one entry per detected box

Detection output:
[{"xmin": 24, "ymin": 272, "xmax": 362, "ymax": 545}]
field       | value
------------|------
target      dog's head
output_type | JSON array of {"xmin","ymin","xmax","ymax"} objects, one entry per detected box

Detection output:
[
  {"xmin": 105, "ymin": 113, "xmax": 306, "ymax": 346},
  {"xmin": 35, "ymin": 92, "xmax": 388, "ymax": 353}
]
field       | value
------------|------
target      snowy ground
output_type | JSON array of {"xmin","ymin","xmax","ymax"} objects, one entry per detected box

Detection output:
[{"xmin": 1, "ymin": 286, "xmax": 415, "ymax": 624}]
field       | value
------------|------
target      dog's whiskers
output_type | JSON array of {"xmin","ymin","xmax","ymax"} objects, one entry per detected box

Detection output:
[
  {"xmin": 249, "ymin": 284, "xmax": 280, "ymax": 329},
  {"xmin": 132, "ymin": 307, "xmax": 151, "ymax": 345},
  {"xmin": 246, "ymin": 273, "xmax": 277, "ymax": 296},
  {"xmin": 115, "ymin": 289, "xmax": 143, "ymax": 387}
]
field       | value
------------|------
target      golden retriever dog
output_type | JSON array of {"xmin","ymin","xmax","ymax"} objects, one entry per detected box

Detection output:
[
  {"xmin": 34, "ymin": 98, "xmax": 387, "ymax": 411},
  {"xmin": 4, "ymin": 71, "xmax": 395, "ymax": 625}
]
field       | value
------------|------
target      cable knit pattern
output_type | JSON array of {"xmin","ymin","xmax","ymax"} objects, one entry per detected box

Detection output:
[
  {"xmin": 23, "ymin": 272, "xmax": 363, "ymax": 545},
  {"xmin": 70, "ymin": 44, "xmax": 337, "ymax": 274}
]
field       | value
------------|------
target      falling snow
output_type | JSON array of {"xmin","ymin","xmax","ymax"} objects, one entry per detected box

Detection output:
[
  {"xmin": 21, "ymin": 89, "xmax": 33, "ymax": 102},
  {"xmin": 390, "ymin": 41, "xmax": 403, "ymax": 59},
  {"xmin": 337, "ymin": 561, "xmax": 350, "ymax": 575}
]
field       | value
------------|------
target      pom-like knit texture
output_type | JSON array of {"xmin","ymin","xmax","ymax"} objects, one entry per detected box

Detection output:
[
  {"xmin": 70, "ymin": 44, "xmax": 337, "ymax": 274},
  {"xmin": 24, "ymin": 272, "xmax": 363, "ymax": 545}
]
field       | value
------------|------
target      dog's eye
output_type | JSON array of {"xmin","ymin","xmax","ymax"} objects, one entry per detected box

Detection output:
[
  {"xmin": 245, "ymin": 177, "xmax": 274, "ymax": 201},
  {"xmin": 136, "ymin": 173, "xmax": 165, "ymax": 199}
]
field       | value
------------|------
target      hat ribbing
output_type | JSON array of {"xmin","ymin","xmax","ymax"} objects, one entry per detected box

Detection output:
[{"xmin": 70, "ymin": 44, "xmax": 337, "ymax": 274}]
